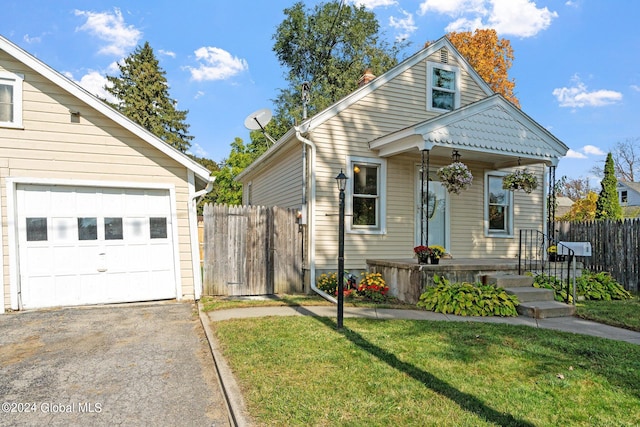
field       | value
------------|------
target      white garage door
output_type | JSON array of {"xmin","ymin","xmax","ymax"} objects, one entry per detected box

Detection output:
[{"xmin": 16, "ymin": 185, "xmax": 177, "ymax": 309}]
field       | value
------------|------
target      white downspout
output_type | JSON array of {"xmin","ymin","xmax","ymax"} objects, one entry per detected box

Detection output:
[
  {"xmin": 295, "ymin": 127, "xmax": 337, "ymax": 303},
  {"xmin": 189, "ymin": 176, "xmax": 216, "ymax": 301}
]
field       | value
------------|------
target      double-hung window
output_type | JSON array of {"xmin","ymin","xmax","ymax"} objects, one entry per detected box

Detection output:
[
  {"xmin": 0, "ymin": 71, "xmax": 24, "ymax": 128},
  {"xmin": 347, "ymin": 157, "xmax": 386, "ymax": 234},
  {"xmin": 485, "ymin": 173, "xmax": 513, "ymax": 237},
  {"xmin": 427, "ymin": 62, "xmax": 460, "ymax": 112}
]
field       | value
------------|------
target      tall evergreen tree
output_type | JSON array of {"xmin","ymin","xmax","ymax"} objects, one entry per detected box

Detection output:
[
  {"xmin": 595, "ymin": 152, "xmax": 623, "ymax": 220},
  {"xmin": 105, "ymin": 42, "xmax": 193, "ymax": 152}
]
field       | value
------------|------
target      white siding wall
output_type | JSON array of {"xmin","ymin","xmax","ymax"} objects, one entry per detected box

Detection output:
[
  {"xmin": 1, "ymin": 53, "xmax": 197, "ymax": 307},
  {"xmin": 246, "ymin": 143, "xmax": 303, "ymax": 208}
]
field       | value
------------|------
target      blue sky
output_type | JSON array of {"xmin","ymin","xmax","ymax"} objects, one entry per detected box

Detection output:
[{"xmin": 2, "ymin": 1, "xmax": 639, "ymax": 185}]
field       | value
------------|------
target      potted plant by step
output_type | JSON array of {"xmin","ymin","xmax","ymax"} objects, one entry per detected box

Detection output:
[
  {"xmin": 437, "ymin": 162, "xmax": 473, "ymax": 194},
  {"xmin": 428, "ymin": 245, "xmax": 446, "ymax": 264},
  {"xmin": 413, "ymin": 245, "xmax": 431, "ymax": 264},
  {"xmin": 548, "ymin": 245, "xmax": 565, "ymax": 262},
  {"xmin": 502, "ymin": 169, "xmax": 538, "ymax": 193}
]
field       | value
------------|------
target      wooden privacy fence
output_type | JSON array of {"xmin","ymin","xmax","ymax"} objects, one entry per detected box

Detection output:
[
  {"xmin": 555, "ymin": 219, "xmax": 640, "ymax": 292},
  {"xmin": 202, "ymin": 204, "xmax": 303, "ymax": 296}
]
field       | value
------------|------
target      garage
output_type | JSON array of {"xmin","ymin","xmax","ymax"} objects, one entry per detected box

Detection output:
[{"xmin": 15, "ymin": 184, "xmax": 178, "ymax": 309}]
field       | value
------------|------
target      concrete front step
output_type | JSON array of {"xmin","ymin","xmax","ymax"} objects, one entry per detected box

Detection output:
[
  {"xmin": 517, "ymin": 301, "xmax": 576, "ymax": 319},
  {"xmin": 484, "ymin": 273, "xmax": 534, "ymax": 288},
  {"xmin": 505, "ymin": 286, "xmax": 555, "ymax": 303}
]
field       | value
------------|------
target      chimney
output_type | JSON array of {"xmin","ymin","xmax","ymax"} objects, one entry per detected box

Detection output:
[{"xmin": 357, "ymin": 69, "xmax": 376, "ymax": 87}]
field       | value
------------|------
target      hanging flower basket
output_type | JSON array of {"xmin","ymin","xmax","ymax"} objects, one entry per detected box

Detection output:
[
  {"xmin": 502, "ymin": 169, "xmax": 538, "ymax": 193},
  {"xmin": 437, "ymin": 162, "xmax": 473, "ymax": 194}
]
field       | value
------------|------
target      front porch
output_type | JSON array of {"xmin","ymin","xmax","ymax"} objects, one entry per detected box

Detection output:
[{"xmin": 367, "ymin": 257, "xmax": 521, "ymax": 304}]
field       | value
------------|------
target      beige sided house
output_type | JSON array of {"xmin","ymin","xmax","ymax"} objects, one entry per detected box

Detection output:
[
  {"xmin": 0, "ymin": 36, "xmax": 213, "ymax": 313},
  {"xmin": 237, "ymin": 37, "xmax": 569, "ymax": 294}
]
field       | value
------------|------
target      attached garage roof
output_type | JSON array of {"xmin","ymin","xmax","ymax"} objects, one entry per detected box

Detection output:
[{"xmin": 0, "ymin": 35, "xmax": 211, "ymax": 187}]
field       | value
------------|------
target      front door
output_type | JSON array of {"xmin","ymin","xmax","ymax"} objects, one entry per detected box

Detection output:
[{"xmin": 415, "ymin": 167, "xmax": 448, "ymax": 248}]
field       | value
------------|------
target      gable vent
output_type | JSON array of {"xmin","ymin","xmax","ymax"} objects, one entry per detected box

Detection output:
[{"xmin": 440, "ymin": 48, "xmax": 448, "ymax": 64}]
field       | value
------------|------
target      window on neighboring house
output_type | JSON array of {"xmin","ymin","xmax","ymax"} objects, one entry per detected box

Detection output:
[
  {"xmin": 485, "ymin": 174, "xmax": 513, "ymax": 237},
  {"xmin": 0, "ymin": 72, "xmax": 24, "ymax": 128},
  {"xmin": 347, "ymin": 157, "xmax": 386, "ymax": 234},
  {"xmin": 621, "ymin": 190, "xmax": 628, "ymax": 204},
  {"xmin": 427, "ymin": 62, "xmax": 460, "ymax": 112}
]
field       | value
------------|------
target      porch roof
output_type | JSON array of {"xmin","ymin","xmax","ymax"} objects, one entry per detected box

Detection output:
[{"xmin": 368, "ymin": 95, "xmax": 569, "ymax": 168}]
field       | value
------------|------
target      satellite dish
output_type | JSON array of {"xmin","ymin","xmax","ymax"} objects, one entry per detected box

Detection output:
[{"xmin": 244, "ymin": 108, "xmax": 276, "ymax": 145}]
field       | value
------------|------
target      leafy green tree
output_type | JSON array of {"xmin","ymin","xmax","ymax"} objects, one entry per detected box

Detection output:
[
  {"xmin": 557, "ymin": 191, "xmax": 598, "ymax": 222},
  {"xmin": 187, "ymin": 154, "xmax": 220, "ymax": 213},
  {"xmin": 272, "ymin": 0, "xmax": 402, "ymax": 131},
  {"xmin": 210, "ymin": 138, "xmax": 254, "ymax": 205},
  {"xmin": 595, "ymin": 153, "xmax": 623, "ymax": 220},
  {"xmin": 105, "ymin": 42, "xmax": 193, "ymax": 152}
]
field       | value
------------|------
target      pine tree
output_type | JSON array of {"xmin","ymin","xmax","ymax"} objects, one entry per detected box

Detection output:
[
  {"xmin": 595, "ymin": 153, "xmax": 623, "ymax": 220},
  {"xmin": 105, "ymin": 42, "xmax": 193, "ymax": 152}
]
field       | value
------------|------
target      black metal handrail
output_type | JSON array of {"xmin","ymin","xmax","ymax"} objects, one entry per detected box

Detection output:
[{"xmin": 518, "ymin": 229, "xmax": 576, "ymax": 304}]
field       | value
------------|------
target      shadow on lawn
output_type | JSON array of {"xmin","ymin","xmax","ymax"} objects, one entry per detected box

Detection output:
[{"xmin": 297, "ymin": 306, "xmax": 534, "ymax": 427}]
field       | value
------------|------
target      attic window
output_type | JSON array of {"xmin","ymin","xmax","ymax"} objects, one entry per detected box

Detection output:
[
  {"xmin": 427, "ymin": 62, "xmax": 460, "ymax": 112},
  {"xmin": 0, "ymin": 71, "xmax": 24, "ymax": 129},
  {"xmin": 440, "ymin": 49, "xmax": 448, "ymax": 64}
]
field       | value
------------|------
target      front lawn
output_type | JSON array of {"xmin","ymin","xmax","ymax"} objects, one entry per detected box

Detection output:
[
  {"xmin": 576, "ymin": 296, "xmax": 640, "ymax": 332},
  {"xmin": 213, "ymin": 316, "xmax": 640, "ymax": 426}
]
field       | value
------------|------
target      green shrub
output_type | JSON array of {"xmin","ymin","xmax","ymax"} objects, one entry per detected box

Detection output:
[
  {"xmin": 533, "ymin": 271, "xmax": 632, "ymax": 302},
  {"xmin": 417, "ymin": 275, "xmax": 519, "ymax": 317},
  {"xmin": 576, "ymin": 271, "xmax": 632, "ymax": 300},
  {"xmin": 533, "ymin": 274, "xmax": 571, "ymax": 303}
]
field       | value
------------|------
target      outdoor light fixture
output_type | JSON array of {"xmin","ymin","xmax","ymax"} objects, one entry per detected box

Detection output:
[
  {"xmin": 335, "ymin": 169, "xmax": 348, "ymax": 329},
  {"xmin": 452, "ymin": 149, "xmax": 461, "ymax": 162},
  {"xmin": 336, "ymin": 169, "xmax": 348, "ymax": 191}
]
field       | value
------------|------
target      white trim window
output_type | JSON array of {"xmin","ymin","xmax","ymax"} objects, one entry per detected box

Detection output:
[
  {"xmin": 485, "ymin": 173, "xmax": 513, "ymax": 237},
  {"xmin": 347, "ymin": 156, "xmax": 386, "ymax": 234},
  {"xmin": 0, "ymin": 71, "xmax": 24, "ymax": 128},
  {"xmin": 427, "ymin": 62, "xmax": 460, "ymax": 112}
]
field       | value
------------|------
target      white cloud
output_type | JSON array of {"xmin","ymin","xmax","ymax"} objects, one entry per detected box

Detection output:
[
  {"xmin": 418, "ymin": 0, "xmax": 557, "ymax": 38},
  {"xmin": 583, "ymin": 145, "xmax": 605, "ymax": 156},
  {"xmin": 489, "ymin": 0, "xmax": 558, "ymax": 37},
  {"xmin": 158, "ymin": 49, "xmax": 176, "ymax": 58},
  {"xmin": 389, "ymin": 11, "xmax": 417, "ymax": 41},
  {"xmin": 194, "ymin": 90, "xmax": 205, "ymax": 99},
  {"xmin": 23, "ymin": 34, "xmax": 42, "ymax": 44},
  {"xmin": 65, "ymin": 70, "xmax": 119, "ymax": 104},
  {"xmin": 187, "ymin": 142, "xmax": 208, "ymax": 158},
  {"xmin": 187, "ymin": 47, "xmax": 248, "ymax": 82},
  {"xmin": 419, "ymin": 0, "xmax": 486, "ymax": 16},
  {"xmin": 349, "ymin": 0, "xmax": 398, "ymax": 8},
  {"xmin": 631, "ymin": 84, "xmax": 640, "ymax": 92},
  {"xmin": 565, "ymin": 149, "xmax": 587, "ymax": 159},
  {"xmin": 553, "ymin": 75, "xmax": 623, "ymax": 108},
  {"xmin": 75, "ymin": 8, "xmax": 141, "ymax": 56}
]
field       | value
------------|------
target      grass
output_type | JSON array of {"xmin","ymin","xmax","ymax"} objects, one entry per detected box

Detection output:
[
  {"xmin": 575, "ymin": 295, "xmax": 640, "ymax": 332},
  {"xmin": 213, "ymin": 316, "xmax": 640, "ymax": 426},
  {"xmin": 199, "ymin": 294, "xmax": 413, "ymax": 312}
]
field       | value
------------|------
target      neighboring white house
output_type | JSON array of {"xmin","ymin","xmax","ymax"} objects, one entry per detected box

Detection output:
[
  {"xmin": 237, "ymin": 36, "xmax": 569, "ymax": 292},
  {"xmin": 0, "ymin": 35, "xmax": 213, "ymax": 313},
  {"xmin": 617, "ymin": 181, "xmax": 640, "ymax": 217}
]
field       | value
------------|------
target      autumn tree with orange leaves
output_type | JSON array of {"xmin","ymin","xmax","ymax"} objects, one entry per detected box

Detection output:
[{"xmin": 443, "ymin": 29, "xmax": 519, "ymax": 107}]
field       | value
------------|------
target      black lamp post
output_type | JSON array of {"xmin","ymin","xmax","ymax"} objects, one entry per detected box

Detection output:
[{"xmin": 335, "ymin": 169, "xmax": 348, "ymax": 329}]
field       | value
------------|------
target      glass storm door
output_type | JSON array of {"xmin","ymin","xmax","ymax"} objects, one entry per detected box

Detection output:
[{"xmin": 415, "ymin": 168, "xmax": 448, "ymax": 248}]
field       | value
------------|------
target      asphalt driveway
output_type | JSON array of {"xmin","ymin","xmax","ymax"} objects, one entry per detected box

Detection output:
[{"xmin": 0, "ymin": 302, "xmax": 230, "ymax": 426}]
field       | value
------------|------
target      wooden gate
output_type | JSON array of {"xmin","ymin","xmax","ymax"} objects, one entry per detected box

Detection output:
[{"xmin": 202, "ymin": 204, "xmax": 303, "ymax": 296}]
